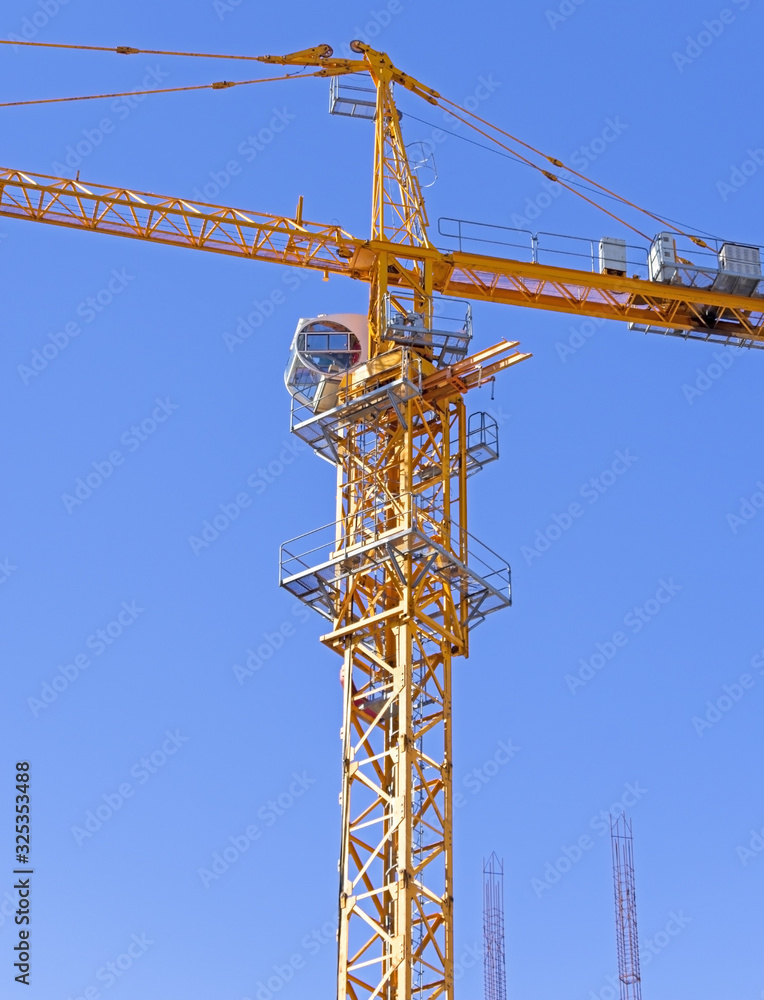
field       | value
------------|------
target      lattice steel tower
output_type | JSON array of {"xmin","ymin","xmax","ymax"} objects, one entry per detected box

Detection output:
[
  {"xmin": 278, "ymin": 46, "xmax": 528, "ymax": 1000},
  {"xmin": 483, "ymin": 854, "xmax": 508, "ymax": 1000},
  {"xmin": 611, "ymin": 815, "xmax": 642, "ymax": 1000}
]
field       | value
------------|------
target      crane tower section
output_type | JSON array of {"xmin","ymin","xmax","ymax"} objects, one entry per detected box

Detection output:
[
  {"xmin": 277, "ymin": 46, "xmax": 529, "ymax": 1000},
  {"xmin": 280, "ymin": 302, "xmax": 526, "ymax": 1000}
]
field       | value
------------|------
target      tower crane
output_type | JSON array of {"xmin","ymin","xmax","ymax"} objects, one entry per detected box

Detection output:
[{"xmin": 2, "ymin": 39, "xmax": 762, "ymax": 1000}]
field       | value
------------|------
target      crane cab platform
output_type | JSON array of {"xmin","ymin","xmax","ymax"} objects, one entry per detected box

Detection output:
[{"xmin": 289, "ymin": 347, "xmax": 428, "ymax": 464}]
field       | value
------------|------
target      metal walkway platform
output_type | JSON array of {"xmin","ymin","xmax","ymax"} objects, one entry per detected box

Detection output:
[{"xmin": 279, "ymin": 496, "xmax": 511, "ymax": 631}]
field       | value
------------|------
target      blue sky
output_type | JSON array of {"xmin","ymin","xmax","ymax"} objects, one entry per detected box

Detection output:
[{"xmin": 1, "ymin": 1, "xmax": 763, "ymax": 998}]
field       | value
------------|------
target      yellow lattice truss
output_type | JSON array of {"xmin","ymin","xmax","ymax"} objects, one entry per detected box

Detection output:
[
  {"xmin": 331, "ymin": 386, "xmax": 463, "ymax": 1000},
  {"xmin": 1, "ymin": 167, "xmax": 763, "ymax": 345}
]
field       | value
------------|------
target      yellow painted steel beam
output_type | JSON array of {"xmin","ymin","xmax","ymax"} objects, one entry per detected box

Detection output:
[
  {"xmin": 2, "ymin": 169, "xmax": 762, "ymax": 345},
  {"xmin": 334, "ymin": 392, "xmax": 464, "ymax": 1000},
  {"xmin": 257, "ymin": 39, "xmax": 441, "ymax": 105},
  {"xmin": 0, "ymin": 168, "xmax": 360, "ymax": 271}
]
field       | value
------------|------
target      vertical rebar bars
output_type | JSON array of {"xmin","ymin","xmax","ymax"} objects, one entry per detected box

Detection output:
[
  {"xmin": 611, "ymin": 815, "xmax": 642, "ymax": 1000},
  {"xmin": 483, "ymin": 853, "xmax": 507, "ymax": 1000}
]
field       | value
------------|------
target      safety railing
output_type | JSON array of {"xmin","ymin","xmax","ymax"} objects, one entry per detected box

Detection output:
[
  {"xmin": 437, "ymin": 216, "xmax": 764, "ymax": 296},
  {"xmin": 280, "ymin": 493, "xmax": 511, "ymax": 626},
  {"xmin": 289, "ymin": 349, "xmax": 426, "ymax": 463},
  {"xmin": 382, "ymin": 292, "xmax": 472, "ymax": 367}
]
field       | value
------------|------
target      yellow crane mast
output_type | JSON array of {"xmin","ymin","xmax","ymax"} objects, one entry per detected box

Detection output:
[{"xmin": 1, "ymin": 40, "xmax": 761, "ymax": 1000}]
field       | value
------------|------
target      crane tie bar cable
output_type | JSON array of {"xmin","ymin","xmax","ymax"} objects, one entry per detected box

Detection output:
[
  {"xmin": 437, "ymin": 94, "xmax": 711, "ymax": 249},
  {"xmin": 0, "ymin": 39, "xmax": 274, "ymax": 61},
  {"xmin": 0, "ymin": 36, "xmax": 714, "ymax": 248},
  {"xmin": 0, "ymin": 71, "xmax": 322, "ymax": 109},
  {"xmin": 434, "ymin": 101, "xmax": 651, "ymax": 241},
  {"xmin": 404, "ymin": 110, "xmax": 720, "ymax": 242}
]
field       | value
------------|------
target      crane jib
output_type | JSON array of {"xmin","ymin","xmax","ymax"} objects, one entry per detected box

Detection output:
[{"xmin": 1, "ymin": 168, "xmax": 762, "ymax": 347}]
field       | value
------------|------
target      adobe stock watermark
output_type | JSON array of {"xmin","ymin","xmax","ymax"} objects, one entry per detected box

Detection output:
[
  {"xmin": 232, "ymin": 602, "xmax": 310, "ymax": 685},
  {"xmin": 51, "ymin": 67, "xmax": 170, "ymax": 176},
  {"xmin": 0, "ymin": 885, "xmax": 23, "ymax": 932},
  {"xmin": 406, "ymin": 74, "xmax": 501, "ymax": 165},
  {"xmin": 545, "ymin": 0, "xmax": 587, "ymax": 30},
  {"xmin": 197, "ymin": 772, "xmax": 315, "ymax": 888},
  {"xmin": 243, "ymin": 916, "xmax": 336, "ymax": 1000},
  {"xmin": 243, "ymin": 926, "xmax": 482, "ymax": 997},
  {"xmin": 66, "ymin": 932, "xmax": 155, "ymax": 999},
  {"xmin": 565, "ymin": 579, "xmax": 682, "ymax": 694},
  {"xmin": 247, "ymin": 927, "xmax": 481, "ymax": 1000},
  {"xmin": 218, "ymin": 0, "xmax": 413, "ymax": 36},
  {"xmin": 0, "ymin": 558, "xmax": 17, "ymax": 585},
  {"xmin": 453, "ymin": 942, "xmax": 482, "ymax": 981},
  {"xmin": 453, "ymin": 738, "xmax": 521, "ymax": 808},
  {"xmin": 484, "ymin": 404, "xmax": 511, "ymax": 428},
  {"xmin": 27, "ymin": 601, "xmax": 145, "ymax": 717},
  {"xmin": 6, "ymin": 0, "xmax": 74, "ymax": 48},
  {"xmin": 692, "ymin": 648, "xmax": 764, "ymax": 736},
  {"xmin": 736, "ymin": 823, "xmax": 764, "ymax": 867},
  {"xmin": 531, "ymin": 782, "xmax": 647, "ymax": 898},
  {"xmin": 521, "ymin": 449, "xmax": 638, "ymax": 567},
  {"xmin": 672, "ymin": 0, "xmax": 751, "ymax": 72},
  {"xmin": 188, "ymin": 438, "xmax": 307, "ymax": 555},
  {"xmin": 716, "ymin": 146, "xmax": 764, "ymax": 201},
  {"xmin": 681, "ymin": 345, "xmax": 742, "ymax": 403},
  {"xmin": 61, "ymin": 397, "xmax": 179, "ymax": 513},
  {"xmin": 556, "ymin": 316, "xmax": 607, "ymax": 363},
  {"xmin": 70, "ymin": 730, "xmax": 190, "ymax": 846},
  {"xmin": 17, "ymin": 268, "xmax": 135, "ymax": 385},
  {"xmin": 585, "ymin": 912, "xmax": 691, "ymax": 999},
  {"xmin": 726, "ymin": 479, "xmax": 764, "ymax": 534},
  {"xmin": 190, "ymin": 108, "xmax": 297, "ymax": 203},
  {"xmin": 333, "ymin": 0, "xmax": 412, "ymax": 53},
  {"xmin": 510, "ymin": 117, "xmax": 628, "ymax": 231},
  {"xmin": 213, "ymin": 0, "xmax": 246, "ymax": 18},
  {"xmin": 222, "ymin": 268, "xmax": 312, "ymax": 353},
  {"xmin": 642, "ymin": 911, "xmax": 693, "ymax": 963}
]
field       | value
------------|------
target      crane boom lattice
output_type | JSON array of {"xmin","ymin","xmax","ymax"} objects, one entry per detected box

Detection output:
[{"xmin": 2, "ymin": 168, "xmax": 764, "ymax": 347}]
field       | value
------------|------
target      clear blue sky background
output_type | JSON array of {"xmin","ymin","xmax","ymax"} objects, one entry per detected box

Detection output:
[{"xmin": 1, "ymin": 1, "xmax": 763, "ymax": 998}]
